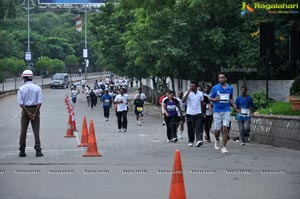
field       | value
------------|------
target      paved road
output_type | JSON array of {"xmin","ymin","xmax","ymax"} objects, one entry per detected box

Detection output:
[{"xmin": 0, "ymin": 87, "xmax": 300, "ymax": 199}]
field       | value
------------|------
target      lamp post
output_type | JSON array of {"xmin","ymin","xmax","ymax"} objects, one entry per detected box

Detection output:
[
  {"xmin": 83, "ymin": 1, "xmax": 89, "ymax": 80},
  {"xmin": 22, "ymin": 0, "xmax": 35, "ymax": 70}
]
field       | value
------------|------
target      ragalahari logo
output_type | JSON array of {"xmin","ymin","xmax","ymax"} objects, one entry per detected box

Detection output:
[
  {"xmin": 241, "ymin": 2, "xmax": 299, "ymax": 16},
  {"xmin": 241, "ymin": 2, "xmax": 254, "ymax": 16}
]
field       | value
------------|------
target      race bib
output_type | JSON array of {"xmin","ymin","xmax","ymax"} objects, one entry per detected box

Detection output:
[
  {"xmin": 219, "ymin": 93, "xmax": 230, "ymax": 103},
  {"xmin": 240, "ymin": 108, "xmax": 250, "ymax": 117},
  {"xmin": 167, "ymin": 105, "xmax": 176, "ymax": 111},
  {"xmin": 137, "ymin": 107, "xmax": 143, "ymax": 112},
  {"xmin": 104, "ymin": 99, "xmax": 110, "ymax": 103}
]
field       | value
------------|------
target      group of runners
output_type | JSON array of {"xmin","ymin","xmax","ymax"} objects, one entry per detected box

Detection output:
[
  {"xmin": 69, "ymin": 72, "xmax": 254, "ymax": 154},
  {"xmin": 160, "ymin": 72, "xmax": 254, "ymax": 154}
]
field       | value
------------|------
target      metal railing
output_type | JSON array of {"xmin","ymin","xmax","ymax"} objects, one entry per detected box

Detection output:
[{"xmin": 0, "ymin": 71, "xmax": 112, "ymax": 94}]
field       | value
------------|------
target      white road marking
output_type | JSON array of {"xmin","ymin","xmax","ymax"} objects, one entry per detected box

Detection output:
[{"xmin": 137, "ymin": 134, "xmax": 149, "ymax": 137}]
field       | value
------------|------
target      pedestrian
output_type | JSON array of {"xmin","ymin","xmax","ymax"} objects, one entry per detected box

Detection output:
[
  {"xmin": 81, "ymin": 78, "xmax": 86, "ymax": 94},
  {"xmin": 182, "ymin": 81, "xmax": 205, "ymax": 147},
  {"xmin": 203, "ymin": 85, "xmax": 213, "ymax": 142},
  {"xmin": 176, "ymin": 91, "xmax": 186, "ymax": 139},
  {"xmin": 114, "ymin": 88, "xmax": 130, "ymax": 132},
  {"xmin": 163, "ymin": 91, "xmax": 182, "ymax": 143},
  {"xmin": 85, "ymin": 85, "xmax": 91, "ymax": 107},
  {"xmin": 235, "ymin": 86, "xmax": 254, "ymax": 146},
  {"xmin": 209, "ymin": 72, "xmax": 236, "ymax": 153},
  {"xmin": 17, "ymin": 70, "xmax": 43, "ymax": 157},
  {"xmin": 101, "ymin": 90, "xmax": 112, "ymax": 121},
  {"xmin": 133, "ymin": 94, "xmax": 145, "ymax": 126},
  {"xmin": 71, "ymin": 87, "xmax": 78, "ymax": 104},
  {"xmin": 89, "ymin": 89, "xmax": 97, "ymax": 109}
]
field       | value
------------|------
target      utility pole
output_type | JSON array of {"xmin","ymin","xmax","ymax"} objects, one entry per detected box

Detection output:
[
  {"xmin": 22, "ymin": 0, "xmax": 35, "ymax": 70},
  {"xmin": 83, "ymin": 1, "xmax": 89, "ymax": 80}
]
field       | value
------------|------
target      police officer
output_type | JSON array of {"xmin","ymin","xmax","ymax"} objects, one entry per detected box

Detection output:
[{"xmin": 17, "ymin": 70, "xmax": 43, "ymax": 157}]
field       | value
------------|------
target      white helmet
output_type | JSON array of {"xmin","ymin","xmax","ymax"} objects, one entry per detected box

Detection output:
[{"xmin": 22, "ymin": 70, "xmax": 33, "ymax": 77}]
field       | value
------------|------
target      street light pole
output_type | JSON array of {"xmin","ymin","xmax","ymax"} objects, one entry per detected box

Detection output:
[
  {"xmin": 83, "ymin": 2, "xmax": 89, "ymax": 80},
  {"xmin": 22, "ymin": 0, "xmax": 35, "ymax": 70}
]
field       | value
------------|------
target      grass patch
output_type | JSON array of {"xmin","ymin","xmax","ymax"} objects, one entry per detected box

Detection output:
[{"xmin": 257, "ymin": 101, "xmax": 300, "ymax": 116}]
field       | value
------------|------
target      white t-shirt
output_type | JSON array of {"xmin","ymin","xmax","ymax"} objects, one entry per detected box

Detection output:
[
  {"xmin": 71, "ymin": 90, "xmax": 78, "ymax": 98},
  {"xmin": 184, "ymin": 91, "xmax": 204, "ymax": 115},
  {"xmin": 134, "ymin": 92, "xmax": 147, "ymax": 100},
  {"xmin": 204, "ymin": 93, "xmax": 213, "ymax": 116},
  {"xmin": 177, "ymin": 98, "xmax": 186, "ymax": 116},
  {"xmin": 114, "ymin": 94, "xmax": 130, "ymax": 112}
]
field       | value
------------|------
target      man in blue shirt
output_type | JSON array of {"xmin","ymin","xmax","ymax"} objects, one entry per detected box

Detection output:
[
  {"xmin": 235, "ymin": 86, "xmax": 254, "ymax": 146},
  {"xmin": 101, "ymin": 90, "xmax": 112, "ymax": 121},
  {"xmin": 209, "ymin": 72, "xmax": 236, "ymax": 153}
]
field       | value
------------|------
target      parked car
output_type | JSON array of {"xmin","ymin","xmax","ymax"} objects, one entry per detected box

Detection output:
[{"xmin": 50, "ymin": 73, "xmax": 69, "ymax": 89}]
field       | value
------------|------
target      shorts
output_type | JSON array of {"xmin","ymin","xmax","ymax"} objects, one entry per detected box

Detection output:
[
  {"xmin": 179, "ymin": 116, "xmax": 185, "ymax": 123},
  {"xmin": 213, "ymin": 112, "xmax": 231, "ymax": 130},
  {"xmin": 135, "ymin": 110, "xmax": 143, "ymax": 116}
]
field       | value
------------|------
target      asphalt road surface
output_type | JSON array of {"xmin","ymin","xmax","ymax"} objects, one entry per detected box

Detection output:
[{"xmin": 0, "ymin": 87, "xmax": 300, "ymax": 199}]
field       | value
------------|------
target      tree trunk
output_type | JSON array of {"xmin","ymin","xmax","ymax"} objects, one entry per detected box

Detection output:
[
  {"xmin": 170, "ymin": 76, "xmax": 176, "ymax": 95},
  {"xmin": 151, "ymin": 76, "xmax": 159, "ymax": 105},
  {"xmin": 161, "ymin": 77, "xmax": 167, "ymax": 90}
]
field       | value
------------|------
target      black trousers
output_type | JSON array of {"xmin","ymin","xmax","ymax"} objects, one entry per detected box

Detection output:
[
  {"xmin": 186, "ymin": 114, "xmax": 203, "ymax": 143},
  {"xmin": 20, "ymin": 108, "xmax": 41, "ymax": 151},
  {"xmin": 203, "ymin": 115, "xmax": 213, "ymax": 141},
  {"xmin": 103, "ymin": 106, "xmax": 110, "ymax": 118},
  {"xmin": 116, "ymin": 111, "xmax": 127, "ymax": 129},
  {"xmin": 165, "ymin": 115, "xmax": 178, "ymax": 140}
]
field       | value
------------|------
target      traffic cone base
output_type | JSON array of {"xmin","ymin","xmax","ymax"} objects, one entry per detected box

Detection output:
[
  {"xmin": 64, "ymin": 128, "xmax": 76, "ymax": 138},
  {"xmin": 78, "ymin": 143, "xmax": 88, "ymax": 147},
  {"xmin": 83, "ymin": 152, "xmax": 102, "ymax": 157}
]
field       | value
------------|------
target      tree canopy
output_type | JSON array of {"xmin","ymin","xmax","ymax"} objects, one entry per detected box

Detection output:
[{"xmin": 1, "ymin": 0, "xmax": 299, "ymax": 84}]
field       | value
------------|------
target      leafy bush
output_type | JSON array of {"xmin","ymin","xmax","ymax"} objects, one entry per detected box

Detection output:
[
  {"xmin": 290, "ymin": 76, "xmax": 300, "ymax": 96},
  {"xmin": 251, "ymin": 90, "xmax": 267, "ymax": 110}
]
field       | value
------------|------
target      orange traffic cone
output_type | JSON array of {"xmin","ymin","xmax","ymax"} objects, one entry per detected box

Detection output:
[
  {"xmin": 64, "ymin": 96, "xmax": 68, "ymax": 104},
  {"xmin": 67, "ymin": 102, "xmax": 71, "ymax": 113},
  {"xmin": 169, "ymin": 150, "xmax": 186, "ymax": 199},
  {"xmin": 71, "ymin": 111, "xmax": 77, "ymax": 131},
  {"xmin": 78, "ymin": 116, "xmax": 89, "ymax": 147},
  {"xmin": 83, "ymin": 120, "xmax": 102, "ymax": 157},
  {"xmin": 65, "ymin": 114, "xmax": 76, "ymax": 138}
]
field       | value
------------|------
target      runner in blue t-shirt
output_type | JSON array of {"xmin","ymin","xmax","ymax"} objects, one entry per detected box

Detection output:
[
  {"xmin": 235, "ymin": 86, "xmax": 254, "ymax": 146},
  {"xmin": 101, "ymin": 90, "xmax": 112, "ymax": 121},
  {"xmin": 209, "ymin": 72, "xmax": 236, "ymax": 154}
]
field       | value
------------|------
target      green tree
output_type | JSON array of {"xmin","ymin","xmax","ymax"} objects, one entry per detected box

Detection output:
[
  {"xmin": 0, "ymin": 57, "xmax": 27, "ymax": 81},
  {"xmin": 65, "ymin": 54, "xmax": 79, "ymax": 73},
  {"xmin": 7, "ymin": 0, "xmax": 16, "ymax": 19},
  {"xmin": 51, "ymin": 59, "xmax": 65, "ymax": 73},
  {"xmin": 0, "ymin": 0, "xmax": 5, "ymax": 20},
  {"xmin": 35, "ymin": 56, "xmax": 52, "ymax": 76}
]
